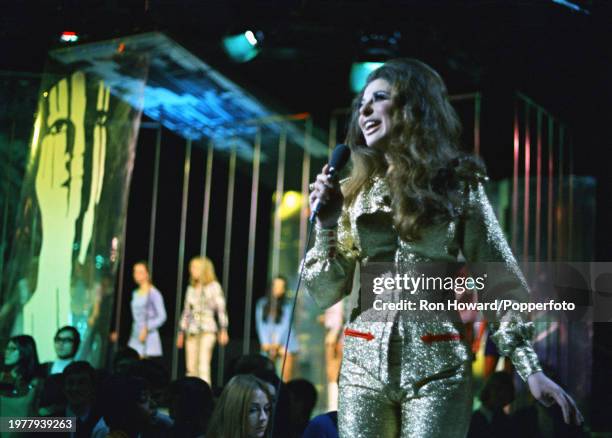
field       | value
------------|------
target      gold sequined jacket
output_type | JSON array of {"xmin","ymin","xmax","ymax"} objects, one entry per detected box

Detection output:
[{"xmin": 303, "ymin": 174, "xmax": 542, "ymax": 386}]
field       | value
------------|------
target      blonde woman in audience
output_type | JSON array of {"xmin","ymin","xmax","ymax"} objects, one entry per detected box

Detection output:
[{"xmin": 206, "ymin": 374, "xmax": 272, "ymax": 438}]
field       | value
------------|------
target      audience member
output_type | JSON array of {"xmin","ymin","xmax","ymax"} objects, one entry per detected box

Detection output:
[
  {"xmin": 227, "ymin": 353, "xmax": 276, "ymax": 382},
  {"xmin": 92, "ymin": 375, "xmax": 159, "ymax": 438},
  {"xmin": 302, "ymin": 411, "xmax": 339, "ymax": 438},
  {"xmin": 112, "ymin": 346, "xmax": 140, "ymax": 375},
  {"xmin": 167, "ymin": 377, "xmax": 214, "ymax": 438},
  {"xmin": 225, "ymin": 354, "xmax": 291, "ymax": 437},
  {"xmin": 41, "ymin": 361, "xmax": 102, "ymax": 437},
  {"xmin": 40, "ymin": 326, "xmax": 81, "ymax": 376},
  {"xmin": 0, "ymin": 335, "xmax": 44, "ymax": 432},
  {"xmin": 206, "ymin": 374, "xmax": 272, "ymax": 438},
  {"xmin": 126, "ymin": 358, "xmax": 170, "ymax": 411},
  {"xmin": 38, "ymin": 326, "xmax": 82, "ymax": 411},
  {"xmin": 286, "ymin": 378, "xmax": 317, "ymax": 437}
]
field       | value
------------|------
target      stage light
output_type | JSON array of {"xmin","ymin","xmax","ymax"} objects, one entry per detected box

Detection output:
[
  {"xmin": 278, "ymin": 191, "xmax": 303, "ymax": 220},
  {"xmin": 349, "ymin": 31, "xmax": 402, "ymax": 93},
  {"xmin": 349, "ymin": 62, "xmax": 384, "ymax": 94},
  {"xmin": 222, "ymin": 30, "xmax": 262, "ymax": 63},
  {"xmin": 60, "ymin": 31, "xmax": 79, "ymax": 43},
  {"xmin": 552, "ymin": 0, "xmax": 590, "ymax": 14},
  {"xmin": 350, "ymin": 31, "xmax": 400, "ymax": 93}
]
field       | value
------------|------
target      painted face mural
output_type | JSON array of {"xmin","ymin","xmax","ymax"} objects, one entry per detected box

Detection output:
[
  {"xmin": 21, "ymin": 72, "xmax": 110, "ymax": 360},
  {"xmin": 0, "ymin": 62, "xmax": 145, "ymax": 364}
]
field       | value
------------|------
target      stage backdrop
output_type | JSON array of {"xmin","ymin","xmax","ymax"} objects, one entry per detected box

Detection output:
[{"xmin": 0, "ymin": 56, "xmax": 146, "ymax": 363}]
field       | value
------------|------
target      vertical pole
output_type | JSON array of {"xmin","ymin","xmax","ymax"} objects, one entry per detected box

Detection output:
[
  {"xmin": 222, "ymin": 144, "xmax": 236, "ymax": 307},
  {"xmin": 200, "ymin": 140, "xmax": 214, "ymax": 257},
  {"xmin": 219, "ymin": 143, "xmax": 237, "ymax": 384},
  {"xmin": 557, "ymin": 126, "xmax": 565, "ymax": 260},
  {"xmin": 148, "ymin": 126, "xmax": 162, "ymax": 276},
  {"xmin": 512, "ymin": 98, "xmax": 520, "ymax": 252},
  {"xmin": 568, "ymin": 134, "xmax": 574, "ymax": 258},
  {"xmin": 547, "ymin": 117, "xmax": 554, "ymax": 262},
  {"xmin": 172, "ymin": 139, "xmax": 192, "ymax": 379},
  {"xmin": 243, "ymin": 129, "xmax": 262, "ymax": 354},
  {"xmin": 113, "ymin": 209, "xmax": 130, "ymax": 355},
  {"xmin": 535, "ymin": 110, "xmax": 543, "ymax": 267},
  {"xmin": 474, "ymin": 93, "xmax": 481, "ymax": 155},
  {"xmin": 299, "ymin": 118, "xmax": 312, "ymax": 259},
  {"xmin": 523, "ymin": 102, "xmax": 531, "ymax": 263},
  {"xmin": 272, "ymin": 128, "xmax": 287, "ymax": 277}
]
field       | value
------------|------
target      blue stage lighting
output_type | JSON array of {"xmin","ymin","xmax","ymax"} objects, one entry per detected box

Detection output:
[
  {"xmin": 222, "ymin": 30, "xmax": 261, "ymax": 63},
  {"xmin": 349, "ymin": 62, "xmax": 384, "ymax": 93}
]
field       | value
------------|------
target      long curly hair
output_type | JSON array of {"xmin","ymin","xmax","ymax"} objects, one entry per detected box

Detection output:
[{"xmin": 344, "ymin": 58, "xmax": 486, "ymax": 241}]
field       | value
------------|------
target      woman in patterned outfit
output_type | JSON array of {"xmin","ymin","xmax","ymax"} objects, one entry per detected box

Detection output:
[
  {"xmin": 177, "ymin": 256, "xmax": 229, "ymax": 385},
  {"xmin": 304, "ymin": 59, "xmax": 583, "ymax": 437}
]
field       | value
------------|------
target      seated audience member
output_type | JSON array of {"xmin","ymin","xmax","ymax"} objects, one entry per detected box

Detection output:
[
  {"xmin": 112, "ymin": 346, "xmax": 140, "ymax": 375},
  {"xmin": 0, "ymin": 335, "xmax": 44, "ymax": 432},
  {"xmin": 39, "ymin": 326, "xmax": 81, "ymax": 410},
  {"xmin": 206, "ymin": 374, "xmax": 272, "ymax": 438},
  {"xmin": 225, "ymin": 355, "xmax": 291, "ymax": 437},
  {"xmin": 42, "ymin": 361, "xmax": 102, "ymax": 438},
  {"xmin": 40, "ymin": 326, "xmax": 81, "ymax": 376},
  {"xmin": 127, "ymin": 359, "xmax": 170, "ymax": 406},
  {"xmin": 302, "ymin": 411, "xmax": 339, "ymax": 438},
  {"xmin": 286, "ymin": 378, "xmax": 318, "ymax": 438},
  {"xmin": 92, "ymin": 375, "xmax": 161, "ymax": 438},
  {"xmin": 125, "ymin": 359, "xmax": 173, "ymax": 433},
  {"xmin": 467, "ymin": 371, "xmax": 516, "ymax": 438},
  {"xmin": 167, "ymin": 377, "xmax": 214, "ymax": 438},
  {"xmin": 226, "ymin": 353, "xmax": 276, "ymax": 382}
]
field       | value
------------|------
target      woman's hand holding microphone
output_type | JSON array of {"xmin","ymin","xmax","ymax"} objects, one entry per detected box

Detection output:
[{"xmin": 309, "ymin": 164, "xmax": 344, "ymax": 228}]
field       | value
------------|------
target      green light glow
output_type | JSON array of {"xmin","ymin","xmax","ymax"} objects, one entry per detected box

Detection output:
[
  {"xmin": 222, "ymin": 32, "xmax": 259, "ymax": 63},
  {"xmin": 349, "ymin": 62, "xmax": 385, "ymax": 93}
]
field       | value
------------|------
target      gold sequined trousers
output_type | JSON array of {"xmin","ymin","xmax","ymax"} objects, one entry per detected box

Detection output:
[{"xmin": 338, "ymin": 323, "xmax": 473, "ymax": 438}]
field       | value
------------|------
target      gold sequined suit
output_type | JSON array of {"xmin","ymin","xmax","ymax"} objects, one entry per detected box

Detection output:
[{"xmin": 303, "ymin": 174, "xmax": 542, "ymax": 438}]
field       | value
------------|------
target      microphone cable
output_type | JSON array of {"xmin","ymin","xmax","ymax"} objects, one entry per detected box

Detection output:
[{"xmin": 270, "ymin": 219, "xmax": 315, "ymax": 437}]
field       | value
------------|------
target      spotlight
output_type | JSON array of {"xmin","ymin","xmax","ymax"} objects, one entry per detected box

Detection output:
[
  {"xmin": 349, "ymin": 62, "xmax": 385, "ymax": 94},
  {"xmin": 278, "ymin": 191, "xmax": 303, "ymax": 220},
  {"xmin": 222, "ymin": 30, "xmax": 263, "ymax": 63},
  {"xmin": 60, "ymin": 31, "xmax": 79, "ymax": 43},
  {"xmin": 349, "ymin": 31, "xmax": 400, "ymax": 93}
]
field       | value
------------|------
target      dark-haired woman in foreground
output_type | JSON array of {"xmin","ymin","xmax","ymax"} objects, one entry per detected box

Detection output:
[
  {"xmin": 0, "ymin": 335, "xmax": 43, "ymax": 427},
  {"xmin": 304, "ymin": 59, "xmax": 583, "ymax": 437}
]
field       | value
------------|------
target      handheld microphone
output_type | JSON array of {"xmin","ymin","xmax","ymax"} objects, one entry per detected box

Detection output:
[{"xmin": 309, "ymin": 144, "xmax": 351, "ymax": 223}]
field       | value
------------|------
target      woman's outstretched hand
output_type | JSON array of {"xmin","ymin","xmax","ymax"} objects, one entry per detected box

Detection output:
[
  {"xmin": 309, "ymin": 164, "xmax": 344, "ymax": 228},
  {"xmin": 527, "ymin": 371, "xmax": 584, "ymax": 425}
]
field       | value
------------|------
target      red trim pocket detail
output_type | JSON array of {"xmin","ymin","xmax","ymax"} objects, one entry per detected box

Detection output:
[{"xmin": 421, "ymin": 333, "xmax": 463, "ymax": 344}]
